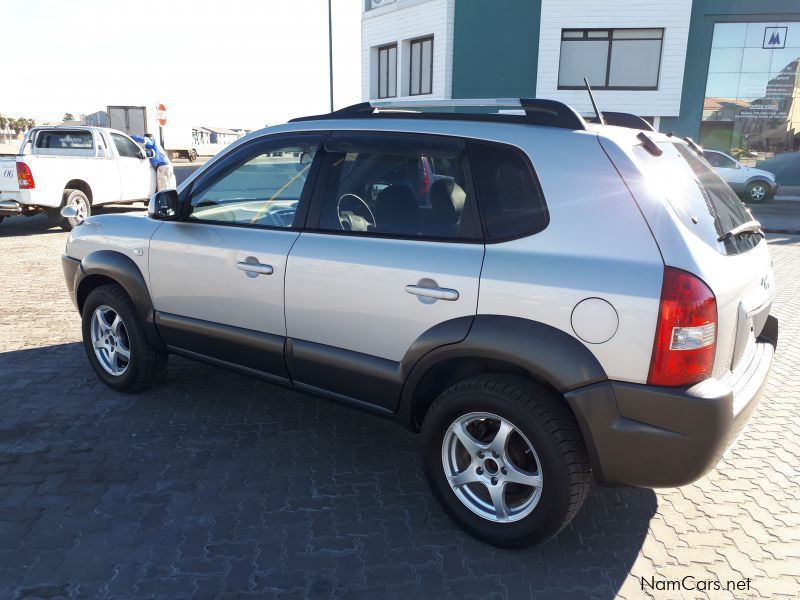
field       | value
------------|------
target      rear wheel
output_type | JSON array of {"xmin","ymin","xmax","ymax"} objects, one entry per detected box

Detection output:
[
  {"xmin": 421, "ymin": 374, "xmax": 591, "ymax": 548},
  {"xmin": 188, "ymin": 149, "xmax": 198, "ymax": 162},
  {"xmin": 60, "ymin": 189, "xmax": 91, "ymax": 230},
  {"xmin": 745, "ymin": 180, "xmax": 771, "ymax": 203},
  {"xmin": 81, "ymin": 284, "xmax": 167, "ymax": 392}
]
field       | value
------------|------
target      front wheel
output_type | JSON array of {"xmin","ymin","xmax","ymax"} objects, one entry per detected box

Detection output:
[
  {"xmin": 421, "ymin": 375, "xmax": 591, "ymax": 548},
  {"xmin": 745, "ymin": 180, "xmax": 772, "ymax": 203},
  {"xmin": 81, "ymin": 284, "xmax": 167, "ymax": 392},
  {"xmin": 60, "ymin": 189, "xmax": 91, "ymax": 230}
]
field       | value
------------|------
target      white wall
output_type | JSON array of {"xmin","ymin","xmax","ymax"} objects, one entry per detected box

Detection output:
[
  {"xmin": 361, "ymin": 0, "xmax": 454, "ymax": 101},
  {"xmin": 537, "ymin": 0, "xmax": 693, "ymax": 119}
]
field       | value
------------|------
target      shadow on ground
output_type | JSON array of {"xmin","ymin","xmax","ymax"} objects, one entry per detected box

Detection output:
[{"xmin": 0, "ymin": 343, "xmax": 656, "ymax": 599}]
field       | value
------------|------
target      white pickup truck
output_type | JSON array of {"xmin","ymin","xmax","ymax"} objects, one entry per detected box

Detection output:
[{"xmin": 0, "ymin": 126, "xmax": 159, "ymax": 230}]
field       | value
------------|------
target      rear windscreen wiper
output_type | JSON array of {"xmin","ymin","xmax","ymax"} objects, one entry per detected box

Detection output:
[{"xmin": 717, "ymin": 219, "xmax": 764, "ymax": 242}]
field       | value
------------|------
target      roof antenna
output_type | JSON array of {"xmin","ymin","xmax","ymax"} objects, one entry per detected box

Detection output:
[{"xmin": 584, "ymin": 77, "xmax": 605, "ymax": 125}]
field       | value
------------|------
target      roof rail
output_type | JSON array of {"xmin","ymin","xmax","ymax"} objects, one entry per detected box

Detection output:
[
  {"xmin": 590, "ymin": 111, "xmax": 655, "ymax": 132},
  {"xmin": 290, "ymin": 98, "xmax": 588, "ymax": 130}
]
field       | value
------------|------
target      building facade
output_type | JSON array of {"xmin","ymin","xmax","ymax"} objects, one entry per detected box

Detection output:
[{"xmin": 362, "ymin": 0, "xmax": 799, "ymax": 177}]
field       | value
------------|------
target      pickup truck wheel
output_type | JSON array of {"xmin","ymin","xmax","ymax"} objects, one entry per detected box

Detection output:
[
  {"xmin": 188, "ymin": 149, "xmax": 198, "ymax": 162},
  {"xmin": 421, "ymin": 374, "xmax": 591, "ymax": 548},
  {"xmin": 60, "ymin": 189, "xmax": 91, "ymax": 231},
  {"xmin": 81, "ymin": 284, "xmax": 167, "ymax": 392}
]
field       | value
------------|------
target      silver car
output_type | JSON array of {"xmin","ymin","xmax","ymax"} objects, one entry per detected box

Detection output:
[
  {"xmin": 61, "ymin": 99, "xmax": 778, "ymax": 548},
  {"xmin": 702, "ymin": 149, "xmax": 779, "ymax": 202}
]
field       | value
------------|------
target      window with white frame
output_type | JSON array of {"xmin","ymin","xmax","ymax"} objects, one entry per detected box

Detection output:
[
  {"xmin": 557, "ymin": 28, "xmax": 664, "ymax": 90},
  {"xmin": 377, "ymin": 44, "xmax": 397, "ymax": 99},
  {"xmin": 409, "ymin": 36, "xmax": 433, "ymax": 95}
]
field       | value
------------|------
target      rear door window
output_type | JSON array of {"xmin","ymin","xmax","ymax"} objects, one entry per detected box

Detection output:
[
  {"xmin": 634, "ymin": 142, "xmax": 758, "ymax": 255},
  {"xmin": 468, "ymin": 141, "xmax": 548, "ymax": 241},
  {"xmin": 314, "ymin": 132, "xmax": 480, "ymax": 240}
]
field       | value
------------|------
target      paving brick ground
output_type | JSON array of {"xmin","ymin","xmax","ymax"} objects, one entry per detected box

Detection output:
[{"xmin": 0, "ymin": 215, "xmax": 798, "ymax": 599}]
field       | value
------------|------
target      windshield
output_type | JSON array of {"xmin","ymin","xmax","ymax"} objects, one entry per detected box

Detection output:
[{"xmin": 634, "ymin": 141, "xmax": 759, "ymax": 255}]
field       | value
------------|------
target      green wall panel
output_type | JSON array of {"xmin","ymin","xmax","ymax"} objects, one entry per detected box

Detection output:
[{"xmin": 452, "ymin": 0, "xmax": 542, "ymax": 98}]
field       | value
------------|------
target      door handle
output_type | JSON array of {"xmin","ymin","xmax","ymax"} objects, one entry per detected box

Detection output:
[
  {"xmin": 405, "ymin": 284, "xmax": 459, "ymax": 301},
  {"xmin": 236, "ymin": 261, "xmax": 273, "ymax": 275}
]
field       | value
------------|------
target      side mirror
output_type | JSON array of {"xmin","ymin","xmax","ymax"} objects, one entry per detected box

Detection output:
[
  {"xmin": 60, "ymin": 205, "xmax": 79, "ymax": 219},
  {"xmin": 146, "ymin": 148, "xmax": 155, "ymax": 158},
  {"xmin": 148, "ymin": 189, "xmax": 181, "ymax": 220}
]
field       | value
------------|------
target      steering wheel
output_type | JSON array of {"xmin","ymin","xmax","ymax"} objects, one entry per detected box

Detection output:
[{"xmin": 336, "ymin": 193, "xmax": 376, "ymax": 231}]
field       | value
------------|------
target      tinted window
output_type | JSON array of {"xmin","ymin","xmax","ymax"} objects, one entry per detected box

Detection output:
[
  {"xmin": 703, "ymin": 151, "xmax": 735, "ymax": 168},
  {"xmin": 189, "ymin": 137, "xmax": 321, "ymax": 228},
  {"xmin": 111, "ymin": 133, "xmax": 143, "ymax": 159},
  {"xmin": 469, "ymin": 141, "xmax": 547, "ymax": 241},
  {"xmin": 317, "ymin": 134, "xmax": 478, "ymax": 240},
  {"xmin": 635, "ymin": 142, "xmax": 758, "ymax": 255},
  {"xmin": 35, "ymin": 130, "xmax": 93, "ymax": 149}
]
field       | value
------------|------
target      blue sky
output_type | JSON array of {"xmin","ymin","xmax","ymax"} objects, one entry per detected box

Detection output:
[{"xmin": 0, "ymin": 0, "xmax": 362, "ymax": 129}]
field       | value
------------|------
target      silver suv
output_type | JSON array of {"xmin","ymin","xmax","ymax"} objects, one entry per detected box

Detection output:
[{"xmin": 61, "ymin": 99, "xmax": 778, "ymax": 548}]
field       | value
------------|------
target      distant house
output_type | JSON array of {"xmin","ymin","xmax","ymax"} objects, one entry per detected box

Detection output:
[
  {"xmin": 203, "ymin": 126, "xmax": 240, "ymax": 146},
  {"xmin": 192, "ymin": 127, "xmax": 212, "ymax": 146}
]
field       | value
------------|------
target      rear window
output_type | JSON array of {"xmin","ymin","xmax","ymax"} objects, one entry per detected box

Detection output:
[
  {"xmin": 634, "ymin": 142, "xmax": 758, "ymax": 255},
  {"xmin": 34, "ymin": 130, "xmax": 93, "ymax": 150},
  {"xmin": 469, "ymin": 141, "xmax": 548, "ymax": 241}
]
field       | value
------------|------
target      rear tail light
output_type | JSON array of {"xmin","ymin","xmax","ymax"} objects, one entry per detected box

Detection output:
[
  {"xmin": 648, "ymin": 267, "xmax": 717, "ymax": 387},
  {"xmin": 17, "ymin": 162, "xmax": 35, "ymax": 189}
]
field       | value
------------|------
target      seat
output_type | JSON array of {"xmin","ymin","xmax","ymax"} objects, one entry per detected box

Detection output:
[
  {"xmin": 427, "ymin": 179, "xmax": 467, "ymax": 236},
  {"xmin": 374, "ymin": 184, "xmax": 419, "ymax": 235}
]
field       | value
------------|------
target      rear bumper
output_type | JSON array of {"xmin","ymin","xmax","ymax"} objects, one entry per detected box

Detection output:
[{"xmin": 566, "ymin": 315, "xmax": 778, "ymax": 488}]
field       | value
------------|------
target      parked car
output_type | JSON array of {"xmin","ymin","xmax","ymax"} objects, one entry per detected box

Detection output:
[
  {"xmin": 701, "ymin": 149, "xmax": 778, "ymax": 202},
  {"xmin": 60, "ymin": 99, "xmax": 778, "ymax": 548},
  {"xmin": 0, "ymin": 126, "xmax": 164, "ymax": 229}
]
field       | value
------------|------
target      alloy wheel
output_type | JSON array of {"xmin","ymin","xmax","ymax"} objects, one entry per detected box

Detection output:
[
  {"xmin": 750, "ymin": 185, "xmax": 766, "ymax": 201},
  {"xmin": 90, "ymin": 305, "xmax": 131, "ymax": 376},
  {"xmin": 441, "ymin": 412, "xmax": 543, "ymax": 523},
  {"xmin": 70, "ymin": 195, "xmax": 89, "ymax": 224}
]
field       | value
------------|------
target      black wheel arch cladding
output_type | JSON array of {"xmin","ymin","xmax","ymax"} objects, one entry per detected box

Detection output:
[
  {"xmin": 75, "ymin": 250, "xmax": 164, "ymax": 350},
  {"xmin": 398, "ymin": 315, "xmax": 608, "ymax": 430}
]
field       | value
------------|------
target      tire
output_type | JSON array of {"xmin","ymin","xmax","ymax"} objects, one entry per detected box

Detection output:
[
  {"xmin": 81, "ymin": 283, "xmax": 167, "ymax": 392},
  {"xmin": 421, "ymin": 374, "xmax": 591, "ymax": 548},
  {"xmin": 745, "ymin": 180, "xmax": 771, "ymax": 203},
  {"xmin": 60, "ymin": 189, "xmax": 91, "ymax": 231},
  {"xmin": 188, "ymin": 149, "xmax": 198, "ymax": 162}
]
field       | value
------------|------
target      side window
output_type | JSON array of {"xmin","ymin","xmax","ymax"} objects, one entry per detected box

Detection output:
[
  {"xmin": 111, "ymin": 133, "xmax": 142, "ymax": 159},
  {"xmin": 188, "ymin": 136, "xmax": 322, "ymax": 228},
  {"xmin": 316, "ymin": 134, "xmax": 479, "ymax": 240},
  {"xmin": 704, "ymin": 151, "xmax": 735, "ymax": 168},
  {"xmin": 469, "ymin": 141, "xmax": 548, "ymax": 241}
]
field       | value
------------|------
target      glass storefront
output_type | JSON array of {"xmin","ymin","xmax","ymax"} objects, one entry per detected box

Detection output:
[{"xmin": 702, "ymin": 22, "xmax": 800, "ymax": 185}]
